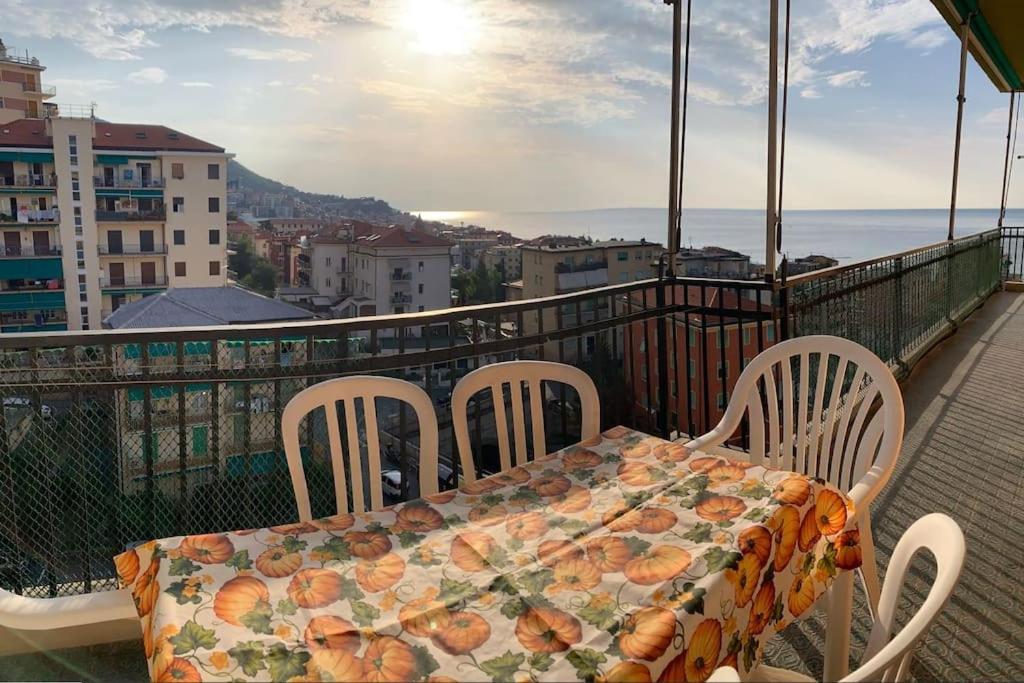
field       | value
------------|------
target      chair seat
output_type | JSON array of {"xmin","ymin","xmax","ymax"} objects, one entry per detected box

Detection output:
[{"xmin": 747, "ymin": 665, "xmax": 815, "ymax": 682}]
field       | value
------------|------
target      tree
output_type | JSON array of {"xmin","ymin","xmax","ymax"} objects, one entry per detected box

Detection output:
[
  {"xmin": 242, "ymin": 261, "xmax": 278, "ymax": 296},
  {"xmin": 229, "ymin": 236, "xmax": 257, "ymax": 279}
]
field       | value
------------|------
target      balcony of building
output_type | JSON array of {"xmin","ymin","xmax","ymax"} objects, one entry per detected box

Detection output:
[
  {"xmin": 0, "ymin": 209, "xmax": 58, "ymax": 225},
  {"xmin": 0, "ymin": 174, "xmax": 57, "ymax": 190},
  {"xmin": 92, "ymin": 177, "xmax": 165, "ymax": 190},
  {"xmin": 0, "ymin": 246, "xmax": 61, "ymax": 258},
  {"xmin": 95, "ymin": 207, "xmax": 166, "ymax": 223},
  {"xmin": 390, "ymin": 269, "xmax": 413, "ymax": 282},
  {"xmin": 99, "ymin": 275, "xmax": 168, "ymax": 290},
  {"xmin": 97, "ymin": 244, "xmax": 167, "ymax": 256},
  {"xmin": 20, "ymin": 82, "xmax": 56, "ymax": 99}
]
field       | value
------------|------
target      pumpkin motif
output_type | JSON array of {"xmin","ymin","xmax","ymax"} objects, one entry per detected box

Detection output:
[
  {"xmin": 617, "ymin": 461, "xmax": 659, "ymax": 486},
  {"xmin": 550, "ymin": 558, "xmax": 603, "ymax": 592},
  {"xmin": 304, "ymin": 615, "xmax": 360, "ymax": 653},
  {"xmin": 633, "ymin": 507, "xmax": 678, "ymax": 534},
  {"xmin": 726, "ymin": 553, "xmax": 761, "ymax": 608},
  {"xmin": 310, "ymin": 650, "xmax": 363, "ymax": 682},
  {"xmin": 538, "ymin": 539, "xmax": 584, "ymax": 567},
  {"xmin": 618, "ymin": 606, "xmax": 676, "ymax": 661},
  {"xmin": 506, "ymin": 511, "xmax": 548, "ymax": 541},
  {"xmin": 578, "ymin": 433, "xmax": 603, "ymax": 447},
  {"xmin": 515, "ymin": 606, "xmax": 582, "ymax": 653},
  {"xmin": 550, "ymin": 485, "xmax": 591, "ymax": 513},
  {"xmin": 133, "ymin": 558, "xmax": 161, "ymax": 617},
  {"xmin": 816, "ymin": 489, "xmax": 848, "ymax": 535},
  {"xmin": 460, "ymin": 477, "xmax": 502, "ymax": 495},
  {"xmin": 362, "ymin": 636, "xmax": 417, "ymax": 683},
  {"xmin": 657, "ymin": 652, "xmax": 687, "ymax": 683},
  {"xmin": 563, "ymin": 449, "xmax": 603, "ymax": 470},
  {"xmin": 431, "ymin": 611, "xmax": 491, "ymax": 655},
  {"xmin": 450, "ymin": 531, "xmax": 498, "ymax": 572},
  {"xmin": 620, "ymin": 440, "xmax": 653, "ymax": 459},
  {"xmin": 356, "ymin": 552, "xmax": 406, "ymax": 593},
  {"xmin": 115, "ymin": 549, "xmax": 139, "ymax": 587},
  {"xmin": 269, "ymin": 521, "xmax": 318, "ymax": 535},
  {"xmin": 527, "ymin": 474, "xmax": 572, "ymax": 497},
  {"xmin": 684, "ymin": 619, "xmax": 722, "ymax": 682},
  {"xmin": 834, "ymin": 530, "xmax": 862, "ymax": 570},
  {"xmin": 788, "ymin": 573, "xmax": 816, "ymax": 617},
  {"xmin": 747, "ymin": 581, "xmax": 775, "ymax": 636},
  {"xmin": 423, "ymin": 489, "xmax": 458, "ymax": 504},
  {"xmin": 178, "ymin": 534, "xmax": 235, "ymax": 565},
  {"xmin": 493, "ymin": 468, "xmax": 531, "ymax": 486},
  {"xmin": 394, "ymin": 504, "xmax": 444, "ymax": 533},
  {"xmin": 603, "ymin": 504, "xmax": 641, "ymax": 532},
  {"xmin": 603, "ymin": 425, "xmax": 632, "ymax": 439},
  {"xmin": 587, "ymin": 536, "xmax": 633, "ymax": 572},
  {"xmin": 652, "ymin": 443, "xmax": 689, "ymax": 462},
  {"xmin": 770, "ymin": 505, "xmax": 800, "ymax": 572},
  {"xmin": 688, "ymin": 456, "xmax": 726, "ymax": 473},
  {"xmin": 155, "ymin": 657, "xmax": 202, "ymax": 683},
  {"xmin": 772, "ymin": 476, "xmax": 810, "ymax": 505},
  {"xmin": 695, "ymin": 496, "xmax": 746, "ymax": 522},
  {"xmin": 287, "ymin": 568, "xmax": 343, "ymax": 609},
  {"xmin": 706, "ymin": 464, "xmax": 747, "ymax": 486},
  {"xmin": 468, "ymin": 504, "xmax": 508, "ymax": 526},
  {"xmin": 624, "ymin": 545, "xmax": 692, "ymax": 585},
  {"xmin": 400, "ymin": 596, "xmax": 452, "ymax": 637},
  {"xmin": 605, "ymin": 661, "xmax": 653, "ymax": 683},
  {"xmin": 737, "ymin": 525, "xmax": 772, "ymax": 565},
  {"xmin": 345, "ymin": 531, "xmax": 393, "ymax": 560},
  {"xmin": 213, "ymin": 575, "xmax": 270, "ymax": 627},
  {"xmin": 311, "ymin": 514, "xmax": 355, "ymax": 532},
  {"xmin": 798, "ymin": 508, "xmax": 822, "ymax": 552},
  {"xmin": 255, "ymin": 545, "xmax": 302, "ymax": 578}
]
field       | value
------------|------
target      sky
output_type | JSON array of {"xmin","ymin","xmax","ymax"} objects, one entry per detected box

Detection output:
[{"xmin": 1, "ymin": 0, "xmax": 1020, "ymax": 212}]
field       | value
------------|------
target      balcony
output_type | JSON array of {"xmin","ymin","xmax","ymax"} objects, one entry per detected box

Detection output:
[
  {"xmin": 0, "ymin": 174, "xmax": 57, "ymax": 189},
  {"xmin": 95, "ymin": 207, "xmax": 166, "ymax": 222},
  {"xmin": 97, "ymin": 244, "xmax": 167, "ymax": 256},
  {"xmin": 391, "ymin": 292, "xmax": 413, "ymax": 304},
  {"xmin": 0, "ymin": 229, "xmax": 1022, "ymax": 680},
  {"xmin": 99, "ymin": 276, "xmax": 168, "ymax": 289},
  {"xmin": 0, "ymin": 246, "xmax": 60, "ymax": 258},
  {"xmin": 0, "ymin": 209, "xmax": 58, "ymax": 225},
  {"xmin": 390, "ymin": 270, "xmax": 413, "ymax": 281},
  {"xmin": 21, "ymin": 82, "xmax": 56, "ymax": 98},
  {"xmin": 93, "ymin": 177, "xmax": 165, "ymax": 190}
]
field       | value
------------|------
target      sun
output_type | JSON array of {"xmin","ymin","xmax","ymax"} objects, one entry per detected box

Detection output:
[{"xmin": 402, "ymin": 0, "xmax": 480, "ymax": 56}]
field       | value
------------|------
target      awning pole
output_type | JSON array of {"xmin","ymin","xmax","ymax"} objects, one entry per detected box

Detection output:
[
  {"xmin": 765, "ymin": 0, "xmax": 779, "ymax": 280},
  {"xmin": 998, "ymin": 92, "xmax": 1016, "ymax": 228},
  {"xmin": 665, "ymin": 0, "xmax": 683, "ymax": 276},
  {"xmin": 948, "ymin": 12, "xmax": 973, "ymax": 241}
]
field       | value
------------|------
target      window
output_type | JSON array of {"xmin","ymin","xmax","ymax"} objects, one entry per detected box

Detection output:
[
  {"xmin": 175, "ymin": 262, "xmax": 186, "ymax": 277},
  {"xmin": 326, "ymin": 257, "xmax": 332, "ymax": 267},
  {"xmin": 173, "ymin": 229, "xmax": 185, "ymax": 245},
  {"xmin": 717, "ymin": 361, "xmax": 729, "ymax": 380},
  {"xmin": 617, "ymin": 251, "xmax": 628, "ymax": 261},
  {"xmin": 207, "ymin": 164, "xmax": 219, "ymax": 180},
  {"xmin": 209, "ymin": 229, "xmax": 220, "ymax": 245},
  {"xmin": 743, "ymin": 328, "xmax": 751, "ymax": 346},
  {"xmin": 766, "ymin": 326, "xmax": 775, "ymax": 342},
  {"xmin": 209, "ymin": 261, "xmax": 220, "ymax": 276},
  {"xmin": 325, "ymin": 277, "xmax": 331, "ymax": 288},
  {"xmin": 717, "ymin": 392, "xmax": 727, "ymax": 410},
  {"xmin": 418, "ymin": 305, "xmax": 425, "ymax": 312},
  {"xmin": 717, "ymin": 331, "xmax": 729, "ymax": 348},
  {"xmin": 418, "ymin": 261, "xmax": 424, "ymax": 272},
  {"xmin": 172, "ymin": 163, "xmax": 184, "ymax": 179},
  {"xmin": 208, "ymin": 197, "xmax": 220, "ymax": 213},
  {"xmin": 173, "ymin": 197, "xmax": 184, "ymax": 213},
  {"xmin": 418, "ymin": 284, "xmax": 424, "ymax": 294}
]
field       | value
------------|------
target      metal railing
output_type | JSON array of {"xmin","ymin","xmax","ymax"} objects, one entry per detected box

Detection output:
[
  {"xmin": 21, "ymin": 83, "xmax": 56, "ymax": 97},
  {"xmin": 99, "ymin": 276, "xmax": 168, "ymax": 289},
  {"xmin": 95, "ymin": 207, "xmax": 166, "ymax": 222},
  {"xmin": 0, "ymin": 175, "xmax": 57, "ymax": 188},
  {"xmin": 0, "ymin": 209, "xmax": 58, "ymax": 224},
  {"xmin": 98, "ymin": 244, "xmax": 167, "ymax": 256},
  {"xmin": 0, "ymin": 246, "xmax": 60, "ymax": 258},
  {"xmin": 0, "ymin": 48, "xmax": 42, "ymax": 67},
  {"xmin": 390, "ymin": 271, "xmax": 413, "ymax": 281},
  {"xmin": 0, "ymin": 275, "xmax": 773, "ymax": 597},
  {"xmin": 93, "ymin": 177, "xmax": 165, "ymax": 190}
]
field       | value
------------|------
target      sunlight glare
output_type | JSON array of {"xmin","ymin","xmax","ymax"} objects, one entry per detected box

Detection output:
[{"xmin": 403, "ymin": 0, "xmax": 479, "ymax": 55}]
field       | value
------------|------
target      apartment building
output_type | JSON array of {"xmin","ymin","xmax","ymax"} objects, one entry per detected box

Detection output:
[
  {"xmin": 482, "ymin": 244, "xmax": 522, "ymax": 279},
  {"xmin": 0, "ymin": 40, "xmax": 54, "ymax": 124},
  {"xmin": 675, "ymin": 246, "xmax": 760, "ymax": 279},
  {"xmin": 306, "ymin": 234, "xmax": 352, "ymax": 302},
  {"xmin": 334, "ymin": 226, "xmax": 451, "ymax": 328},
  {"xmin": 265, "ymin": 217, "xmax": 329, "ymax": 234}
]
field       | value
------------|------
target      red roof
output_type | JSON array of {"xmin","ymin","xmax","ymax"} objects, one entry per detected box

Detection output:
[
  {"xmin": 355, "ymin": 227, "xmax": 452, "ymax": 249},
  {"xmin": 0, "ymin": 119, "xmax": 224, "ymax": 153}
]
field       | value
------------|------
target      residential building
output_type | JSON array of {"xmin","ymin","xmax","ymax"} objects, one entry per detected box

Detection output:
[
  {"xmin": 674, "ymin": 246, "xmax": 760, "ymax": 279},
  {"xmin": 482, "ymin": 244, "xmax": 522, "ymax": 279},
  {"xmin": 226, "ymin": 220, "xmax": 254, "ymax": 243},
  {"xmin": 786, "ymin": 254, "xmax": 839, "ymax": 276},
  {"xmin": 0, "ymin": 111, "xmax": 229, "ymax": 332},
  {"xmin": 265, "ymin": 217, "xmax": 329, "ymax": 234},
  {"xmin": 0, "ymin": 41, "xmax": 54, "ymax": 124},
  {"xmin": 307, "ymin": 234, "xmax": 351, "ymax": 303},
  {"xmin": 334, "ymin": 226, "xmax": 452, "ymax": 328},
  {"xmin": 253, "ymin": 232, "xmax": 299, "ymax": 284},
  {"xmin": 442, "ymin": 227, "xmax": 502, "ymax": 269}
]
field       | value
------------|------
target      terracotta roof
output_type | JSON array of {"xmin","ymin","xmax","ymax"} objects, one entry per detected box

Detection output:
[
  {"xmin": 0, "ymin": 119, "xmax": 224, "ymax": 153},
  {"xmin": 355, "ymin": 227, "xmax": 452, "ymax": 249}
]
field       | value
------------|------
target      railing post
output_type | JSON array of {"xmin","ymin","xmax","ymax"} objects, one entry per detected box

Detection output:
[
  {"xmin": 655, "ymin": 267, "xmax": 670, "ymax": 438},
  {"xmin": 894, "ymin": 256, "xmax": 904, "ymax": 365}
]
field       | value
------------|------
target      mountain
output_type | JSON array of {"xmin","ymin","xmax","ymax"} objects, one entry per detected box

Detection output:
[{"xmin": 227, "ymin": 160, "xmax": 404, "ymax": 224}]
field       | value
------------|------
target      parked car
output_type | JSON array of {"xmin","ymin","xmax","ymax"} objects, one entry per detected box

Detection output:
[
  {"xmin": 3, "ymin": 397, "xmax": 52, "ymax": 418},
  {"xmin": 381, "ymin": 462, "xmax": 455, "ymax": 499},
  {"xmin": 235, "ymin": 396, "xmax": 272, "ymax": 414}
]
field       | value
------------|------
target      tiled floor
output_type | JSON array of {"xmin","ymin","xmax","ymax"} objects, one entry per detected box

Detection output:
[{"xmin": 4, "ymin": 293, "xmax": 1023, "ymax": 681}]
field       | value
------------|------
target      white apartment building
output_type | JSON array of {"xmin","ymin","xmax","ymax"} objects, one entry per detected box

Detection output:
[
  {"xmin": 482, "ymin": 244, "xmax": 523, "ymax": 279},
  {"xmin": 334, "ymin": 226, "xmax": 452, "ymax": 330},
  {"xmin": 307, "ymin": 235, "xmax": 351, "ymax": 302}
]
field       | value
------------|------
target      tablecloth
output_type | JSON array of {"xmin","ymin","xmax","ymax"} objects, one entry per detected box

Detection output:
[{"xmin": 116, "ymin": 426, "xmax": 861, "ymax": 682}]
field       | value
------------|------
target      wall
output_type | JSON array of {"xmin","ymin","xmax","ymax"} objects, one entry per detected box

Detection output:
[{"xmin": 163, "ymin": 153, "xmax": 227, "ymax": 287}]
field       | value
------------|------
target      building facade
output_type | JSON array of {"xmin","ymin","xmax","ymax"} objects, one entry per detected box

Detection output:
[
  {"xmin": 482, "ymin": 244, "xmax": 522, "ymax": 280},
  {"xmin": 307, "ymin": 235, "xmax": 351, "ymax": 303},
  {"xmin": 0, "ymin": 41, "xmax": 54, "ymax": 124}
]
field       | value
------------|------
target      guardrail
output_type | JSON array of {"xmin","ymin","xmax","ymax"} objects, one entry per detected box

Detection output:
[
  {"xmin": 93, "ymin": 178, "xmax": 165, "ymax": 190},
  {"xmin": 95, "ymin": 208, "xmax": 165, "ymax": 222},
  {"xmin": 99, "ymin": 276, "xmax": 168, "ymax": 288},
  {"xmin": 97, "ymin": 244, "xmax": 167, "ymax": 256},
  {"xmin": 0, "ymin": 175, "xmax": 57, "ymax": 188},
  {"xmin": 0, "ymin": 247, "xmax": 60, "ymax": 258}
]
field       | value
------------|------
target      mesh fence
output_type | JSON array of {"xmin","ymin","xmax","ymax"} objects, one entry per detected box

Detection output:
[{"xmin": 0, "ymin": 277, "xmax": 773, "ymax": 598}]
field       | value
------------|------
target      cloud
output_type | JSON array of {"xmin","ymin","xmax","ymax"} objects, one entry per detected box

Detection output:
[
  {"xmin": 827, "ymin": 70, "xmax": 870, "ymax": 88},
  {"xmin": 294, "ymin": 85, "xmax": 320, "ymax": 95},
  {"xmin": 267, "ymin": 80, "xmax": 284, "ymax": 87},
  {"xmin": 227, "ymin": 47, "xmax": 312, "ymax": 62},
  {"xmin": 978, "ymin": 107, "xmax": 1010, "ymax": 126},
  {"xmin": 800, "ymin": 87, "xmax": 823, "ymax": 100},
  {"xmin": 127, "ymin": 67, "xmax": 167, "ymax": 84},
  {"xmin": 48, "ymin": 77, "xmax": 117, "ymax": 92},
  {"xmin": 180, "ymin": 81, "xmax": 213, "ymax": 88}
]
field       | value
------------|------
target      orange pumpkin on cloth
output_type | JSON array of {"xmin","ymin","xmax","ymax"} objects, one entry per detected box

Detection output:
[
  {"xmin": 605, "ymin": 660, "xmax": 653, "ymax": 682},
  {"xmin": 132, "ymin": 558, "xmax": 161, "ymax": 618},
  {"xmin": 726, "ymin": 553, "xmax": 762, "ymax": 608},
  {"xmin": 362, "ymin": 636, "xmax": 418, "ymax": 683},
  {"xmin": 788, "ymin": 573, "xmax": 816, "ymax": 617},
  {"xmin": 527, "ymin": 474, "xmax": 572, "ymax": 497},
  {"xmin": 834, "ymin": 530, "xmax": 862, "ymax": 570},
  {"xmin": 155, "ymin": 657, "xmax": 202, "ymax": 683},
  {"xmin": 450, "ymin": 532, "xmax": 498, "ymax": 572},
  {"xmin": 816, "ymin": 489, "xmax": 848, "ymax": 535},
  {"xmin": 515, "ymin": 606, "xmax": 582, "ymax": 653},
  {"xmin": 310, "ymin": 649, "xmax": 363, "ymax": 682},
  {"xmin": 550, "ymin": 558, "xmax": 603, "ymax": 592},
  {"xmin": 287, "ymin": 568, "xmax": 343, "ymax": 609},
  {"xmin": 356, "ymin": 553, "xmax": 406, "ymax": 593},
  {"xmin": 798, "ymin": 508, "xmax": 822, "ymax": 552},
  {"xmin": 652, "ymin": 442, "xmax": 689, "ymax": 462},
  {"xmin": 624, "ymin": 545, "xmax": 692, "ymax": 585},
  {"xmin": 538, "ymin": 539, "xmax": 585, "ymax": 567},
  {"xmin": 115, "ymin": 549, "xmax": 140, "ymax": 587},
  {"xmin": 770, "ymin": 505, "xmax": 800, "ymax": 572},
  {"xmin": 400, "ymin": 596, "xmax": 452, "ymax": 637},
  {"xmin": 684, "ymin": 619, "xmax": 723, "ymax": 682},
  {"xmin": 747, "ymin": 581, "xmax": 775, "ymax": 636},
  {"xmin": 737, "ymin": 525, "xmax": 772, "ymax": 565},
  {"xmin": 213, "ymin": 576, "xmax": 270, "ymax": 627},
  {"xmin": 587, "ymin": 536, "xmax": 633, "ymax": 572},
  {"xmin": 506, "ymin": 511, "xmax": 549, "ymax": 541},
  {"xmin": 178, "ymin": 534, "xmax": 235, "ymax": 565},
  {"xmin": 633, "ymin": 508, "xmax": 678, "ymax": 534},
  {"xmin": 345, "ymin": 531, "xmax": 393, "ymax": 560},
  {"xmin": 563, "ymin": 449, "xmax": 603, "ymax": 470},
  {"xmin": 550, "ymin": 485, "xmax": 592, "ymax": 513},
  {"xmin": 255, "ymin": 546, "xmax": 302, "ymax": 578},
  {"xmin": 618, "ymin": 606, "xmax": 677, "ymax": 661},
  {"xmin": 695, "ymin": 496, "xmax": 746, "ymax": 522},
  {"xmin": 311, "ymin": 514, "xmax": 355, "ymax": 532},
  {"xmin": 431, "ymin": 611, "xmax": 492, "ymax": 655},
  {"xmin": 304, "ymin": 615, "xmax": 360, "ymax": 653},
  {"xmin": 394, "ymin": 504, "xmax": 444, "ymax": 533},
  {"xmin": 772, "ymin": 476, "xmax": 810, "ymax": 505}
]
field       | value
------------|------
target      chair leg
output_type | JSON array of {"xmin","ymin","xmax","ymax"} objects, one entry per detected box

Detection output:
[{"xmin": 858, "ymin": 514, "xmax": 882, "ymax": 620}]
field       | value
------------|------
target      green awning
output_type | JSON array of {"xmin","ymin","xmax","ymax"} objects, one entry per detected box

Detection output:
[
  {"xmin": 930, "ymin": 1, "xmax": 1024, "ymax": 92},
  {"xmin": 122, "ymin": 341, "xmax": 212, "ymax": 359},
  {"xmin": 95, "ymin": 188, "xmax": 165, "ymax": 198},
  {"xmin": 127, "ymin": 384, "xmax": 212, "ymax": 402},
  {"xmin": 0, "ymin": 290, "xmax": 65, "ymax": 312},
  {"xmin": 0, "ymin": 151, "xmax": 55, "ymax": 163},
  {"xmin": 95, "ymin": 154, "xmax": 156, "ymax": 165},
  {"xmin": 0, "ymin": 258, "xmax": 63, "ymax": 280}
]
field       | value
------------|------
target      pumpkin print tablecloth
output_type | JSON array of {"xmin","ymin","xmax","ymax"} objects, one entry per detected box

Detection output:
[{"xmin": 116, "ymin": 426, "xmax": 861, "ymax": 682}]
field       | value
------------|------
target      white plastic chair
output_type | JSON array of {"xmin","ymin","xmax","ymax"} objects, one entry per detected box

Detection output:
[
  {"xmin": 282, "ymin": 375, "xmax": 440, "ymax": 519},
  {"xmin": 709, "ymin": 665, "xmax": 741, "ymax": 682},
  {"xmin": 452, "ymin": 361, "xmax": 599, "ymax": 482},
  {"xmin": 0, "ymin": 586, "xmax": 135, "ymax": 630},
  {"xmin": 685, "ymin": 335, "xmax": 903, "ymax": 614},
  {"xmin": 750, "ymin": 513, "xmax": 966, "ymax": 683}
]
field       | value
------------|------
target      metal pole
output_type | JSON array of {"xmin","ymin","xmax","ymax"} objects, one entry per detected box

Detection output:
[
  {"xmin": 948, "ymin": 13, "xmax": 973, "ymax": 241},
  {"xmin": 765, "ymin": 0, "xmax": 779, "ymax": 280},
  {"xmin": 665, "ymin": 0, "xmax": 683, "ymax": 275},
  {"xmin": 998, "ymin": 92, "xmax": 1016, "ymax": 228}
]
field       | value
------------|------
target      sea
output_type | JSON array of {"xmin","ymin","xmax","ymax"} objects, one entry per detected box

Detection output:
[{"xmin": 413, "ymin": 208, "xmax": 1024, "ymax": 265}]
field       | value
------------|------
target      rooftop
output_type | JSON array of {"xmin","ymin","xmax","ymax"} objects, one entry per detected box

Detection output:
[
  {"xmin": 523, "ymin": 239, "xmax": 660, "ymax": 252},
  {"xmin": 354, "ymin": 226, "xmax": 452, "ymax": 249},
  {"xmin": 0, "ymin": 120, "xmax": 224, "ymax": 153},
  {"xmin": 102, "ymin": 286, "xmax": 315, "ymax": 328}
]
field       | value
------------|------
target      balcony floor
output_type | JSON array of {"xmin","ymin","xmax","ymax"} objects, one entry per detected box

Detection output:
[
  {"xmin": 764, "ymin": 290, "xmax": 1024, "ymax": 681},
  {"xmin": 2, "ymin": 294, "xmax": 1023, "ymax": 681}
]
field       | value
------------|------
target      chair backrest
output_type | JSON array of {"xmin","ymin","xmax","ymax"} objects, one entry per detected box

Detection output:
[
  {"xmin": 282, "ymin": 376, "xmax": 439, "ymax": 520},
  {"xmin": 708, "ymin": 665, "xmax": 741, "ymax": 682},
  {"xmin": 451, "ymin": 361, "xmax": 599, "ymax": 482},
  {"xmin": 844, "ymin": 513, "xmax": 966, "ymax": 683},
  {"xmin": 688, "ymin": 335, "xmax": 904, "ymax": 508}
]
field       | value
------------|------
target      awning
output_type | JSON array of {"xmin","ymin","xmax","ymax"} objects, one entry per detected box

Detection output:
[
  {"xmin": 0, "ymin": 258, "xmax": 63, "ymax": 280},
  {"xmin": 0, "ymin": 290, "xmax": 65, "ymax": 312},
  {"xmin": 930, "ymin": 0, "xmax": 1023, "ymax": 92},
  {"xmin": 0, "ymin": 151, "xmax": 55, "ymax": 163},
  {"xmin": 95, "ymin": 154, "xmax": 156, "ymax": 165}
]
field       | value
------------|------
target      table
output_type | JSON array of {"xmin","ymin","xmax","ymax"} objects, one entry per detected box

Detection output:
[{"xmin": 116, "ymin": 427, "xmax": 861, "ymax": 682}]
